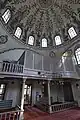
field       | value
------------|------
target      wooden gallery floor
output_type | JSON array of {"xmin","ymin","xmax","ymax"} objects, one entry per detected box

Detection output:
[{"xmin": 24, "ymin": 107, "xmax": 80, "ymax": 120}]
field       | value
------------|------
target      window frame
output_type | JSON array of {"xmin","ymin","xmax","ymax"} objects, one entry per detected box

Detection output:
[
  {"xmin": 41, "ymin": 38, "xmax": 47, "ymax": 47},
  {"xmin": 68, "ymin": 26, "xmax": 77, "ymax": 39},
  {"xmin": 14, "ymin": 27, "xmax": 22, "ymax": 39},
  {"xmin": 28, "ymin": 35, "xmax": 35, "ymax": 46},
  {"xmin": 2, "ymin": 9, "xmax": 11, "ymax": 24},
  {"xmin": 55, "ymin": 35, "xmax": 62, "ymax": 46},
  {"xmin": 75, "ymin": 47, "xmax": 80, "ymax": 65}
]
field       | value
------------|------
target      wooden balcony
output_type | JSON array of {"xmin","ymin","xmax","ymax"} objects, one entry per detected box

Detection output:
[
  {"xmin": 0, "ymin": 61, "xmax": 62, "ymax": 79},
  {"xmin": 0, "ymin": 62, "xmax": 24, "ymax": 78},
  {"xmin": 0, "ymin": 62, "xmax": 79, "ymax": 79},
  {"xmin": 36, "ymin": 97, "xmax": 78, "ymax": 113},
  {"xmin": 0, "ymin": 110, "xmax": 23, "ymax": 120}
]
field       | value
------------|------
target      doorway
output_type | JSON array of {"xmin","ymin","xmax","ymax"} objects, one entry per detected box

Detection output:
[
  {"xmin": 24, "ymin": 84, "xmax": 32, "ymax": 105},
  {"xmin": 63, "ymin": 82, "xmax": 74, "ymax": 102}
]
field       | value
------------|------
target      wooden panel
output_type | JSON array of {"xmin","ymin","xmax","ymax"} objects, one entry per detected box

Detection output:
[{"xmin": 0, "ymin": 100, "xmax": 12, "ymax": 109}]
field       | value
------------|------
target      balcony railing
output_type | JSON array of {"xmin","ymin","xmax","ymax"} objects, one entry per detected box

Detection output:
[
  {"xmin": 0, "ymin": 62, "xmax": 23, "ymax": 74},
  {"xmin": 51, "ymin": 101, "xmax": 78, "ymax": 113},
  {"xmin": 24, "ymin": 68, "xmax": 62, "ymax": 79},
  {"xmin": 36, "ymin": 97, "xmax": 78, "ymax": 113},
  {"xmin": 0, "ymin": 110, "xmax": 22, "ymax": 120},
  {"xmin": 0, "ymin": 61, "xmax": 79, "ymax": 79}
]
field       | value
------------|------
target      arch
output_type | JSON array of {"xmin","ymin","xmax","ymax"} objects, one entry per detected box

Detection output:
[
  {"xmin": 28, "ymin": 36, "xmax": 35, "ymax": 45},
  {"xmin": 42, "ymin": 38, "xmax": 47, "ymax": 47},
  {"xmin": 2, "ymin": 9, "xmax": 11, "ymax": 24},
  {"xmin": 68, "ymin": 27, "xmax": 77, "ymax": 39},
  {"xmin": 55, "ymin": 35, "xmax": 61, "ymax": 45},
  {"xmin": 14, "ymin": 27, "xmax": 22, "ymax": 38}
]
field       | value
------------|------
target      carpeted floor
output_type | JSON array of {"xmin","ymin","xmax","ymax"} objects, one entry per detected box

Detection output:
[{"xmin": 24, "ymin": 107, "xmax": 80, "ymax": 120}]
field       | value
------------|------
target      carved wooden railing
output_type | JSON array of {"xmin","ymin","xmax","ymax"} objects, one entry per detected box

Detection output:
[
  {"xmin": 0, "ymin": 61, "xmax": 79, "ymax": 79},
  {"xmin": 0, "ymin": 110, "xmax": 22, "ymax": 120},
  {"xmin": 50, "ymin": 101, "xmax": 78, "ymax": 113},
  {"xmin": 36, "ymin": 97, "xmax": 78, "ymax": 113},
  {"xmin": 0, "ymin": 62, "xmax": 23, "ymax": 74}
]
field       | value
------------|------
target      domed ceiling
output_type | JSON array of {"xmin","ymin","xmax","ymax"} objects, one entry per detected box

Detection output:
[{"xmin": 0, "ymin": 0, "xmax": 80, "ymax": 49}]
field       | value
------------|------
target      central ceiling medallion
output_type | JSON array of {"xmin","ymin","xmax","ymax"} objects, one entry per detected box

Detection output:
[{"xmin": 37, "ymin": 0, "xmax": 53, "ymax": 9}]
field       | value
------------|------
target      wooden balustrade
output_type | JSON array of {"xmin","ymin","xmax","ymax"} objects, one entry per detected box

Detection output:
[
  {"xmin": 1, "ymin": 62, "xmax": 23, "ymax": 74},
  {"xmin": 0, "ymin": 110, "xmax": 22, "ymax": 120},
  {"xmin": 51, "ymin": 101, "xmax": 78, "ymax": 113},
  {"xmin": 36, "ymin": 97, "xmax": 78, "ymax": 113},
  {"xmin": 0, "ymin": 61, "xmax": 78, "ymax": 79}
]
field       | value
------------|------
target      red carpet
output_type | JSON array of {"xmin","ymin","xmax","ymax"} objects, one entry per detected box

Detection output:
[{"xmin": 24, "ymin": 107, "xmax": 80, "ymax": 120}]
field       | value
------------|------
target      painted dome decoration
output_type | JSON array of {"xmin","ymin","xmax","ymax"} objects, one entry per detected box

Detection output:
[{"xmin": 0, "ymin": 0, "xmax": 80, "ymax": 49}]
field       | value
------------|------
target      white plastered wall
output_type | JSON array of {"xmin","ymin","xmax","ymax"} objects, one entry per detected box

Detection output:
[
  {"xmin": 4, "ymin": 80, "xmax": 21, "ymax": 107},
  {"xmin": 71, "ymin": 81, "xmax": 80, "ymax": 107},
  {"xmin": 32, "ymin": 81, "xmax": 42, "ymax": 106},
  {"xmin": 0, "ymin": 50, "xmax": 24, "ymax": 62}
]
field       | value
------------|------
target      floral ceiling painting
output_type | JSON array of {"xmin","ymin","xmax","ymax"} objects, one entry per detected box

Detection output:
[{"xmin": 0, "ymin": 0, "xmax": 80, "ymax": 49}]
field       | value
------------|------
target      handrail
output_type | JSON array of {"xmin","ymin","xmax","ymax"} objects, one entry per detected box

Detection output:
[
  {"xmin": 0, "ymin": 61, "xmax": 79, "ymax": 79},
  {"xmin": 24, "ymin": 67, "xmax": 52, "ymax": 74},
  {"xmin": 0, "ymin": 110, "xmax": 23, "ymax": 120},
  {"xmin": 0, "ymin": 110, "xmax": 23, "ymax": 114},
  {"xmin": 16, "ymin": 105, "xmax": 21, "ymax": 110},
  {"xmin": 1, "ymin": 62, "xmax": 23, "ymax": 74},
  {"xmin": 51, "ymin": 101, "xmax": 77, "ymax": 107},
  {"xmin": 36, "ymin": 98, "xmax": 78, "ymax": 113},
  {"xmin": 24, "ymin": 68, "xmax": 62, "ymax": 79},
  {"xmin": 51, "ymin": 101, "xmax": 78, "ymax": 113}
]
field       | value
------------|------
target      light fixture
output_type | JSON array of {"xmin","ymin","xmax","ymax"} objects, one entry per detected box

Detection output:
[
  {"xmin": 76, "ymin": 83, "xmax": 79, "ymax": 89},
  {"xmin": 42, "ymin": 81, "xmax": 45, "ymax": 84}
]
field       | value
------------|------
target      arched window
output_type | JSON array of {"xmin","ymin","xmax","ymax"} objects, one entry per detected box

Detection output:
[
  {"xmin": 14, "ymin": 27, "xmax": 22, "ymax": 38},
  {"xmin": 75, "ymin": 48, "xmax": 80, "ymax": 64},
  {"xmin": 28, "ymin": 36, "xmax": 34, "ymax": 45},
  {"xmin": 2, "ymin": 9, "xmax": 11, "ymax": 24},
  {"xmin": 55, "ymin": 36, "xmax": 61, "ymax": 45},
  {"xmin": 68, "ymin": 27, "xmax": 77, "ymax": 39},
  {"xmin": 42, "ymin": 38, "xmax": 47, "ymax": 47}
]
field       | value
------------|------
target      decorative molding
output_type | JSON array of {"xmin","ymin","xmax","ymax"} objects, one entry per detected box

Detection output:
[
  {"xmin": 0, "ymin": 35, "xmax": 8, "ymax": 44},
  {"xmin": 49, "ymin": 51, "xmax": 55, "ymax": 58}
]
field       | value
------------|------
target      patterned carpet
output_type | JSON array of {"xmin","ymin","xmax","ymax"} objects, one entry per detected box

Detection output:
[{"xmin": 24, "ymin": 107, "xmax": 80, "ymax": 120}]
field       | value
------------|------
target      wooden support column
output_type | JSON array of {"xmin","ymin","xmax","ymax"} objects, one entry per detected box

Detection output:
[
  {"xmin": 19, "ymin": 78, "xmax": 26, "ymax": 120},
  {"xmin": 48, "ymin": 80, "xmax": 52, "ymax": 113}
]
